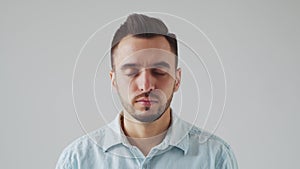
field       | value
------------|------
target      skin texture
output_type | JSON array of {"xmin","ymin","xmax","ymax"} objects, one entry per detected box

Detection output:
[{"xmin": 110, "ymin": 35, "xmax": 181, "ymax": 155}]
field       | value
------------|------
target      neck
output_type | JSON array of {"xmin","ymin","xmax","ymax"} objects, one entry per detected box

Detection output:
[
  {"xmin": 121, "ymin": 108, "xmax": 172, "ymax": 138},
  {"xmin": 121, "ymin": 108, "xmax": 172, "ymax": 156}
]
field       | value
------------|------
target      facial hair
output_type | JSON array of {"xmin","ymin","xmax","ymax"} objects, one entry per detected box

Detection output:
[{"xmin": 117, "ymin": 88, "xmax": 175, "ymax": 123}]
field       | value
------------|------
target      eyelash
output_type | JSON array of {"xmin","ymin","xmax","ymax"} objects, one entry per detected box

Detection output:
[
  {"xmin": 152, "ymin": 70, "xmax": 167, "ymax": 76},
  {"xmin": 125, "ymin": 69, "xmax": 167, "ymax": 77},
  {"xmin": 125, "ymin": 69, "xmax": 139, "ymax": 77}
]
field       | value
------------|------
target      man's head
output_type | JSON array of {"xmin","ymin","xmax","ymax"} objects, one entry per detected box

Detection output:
[
  {"xmin": 110, "ymin": 14, "xmax": 181, "ymax": 123},
  {"xmin": 111, "ymin": 13, "xmax": 178, "ymax": 69}
]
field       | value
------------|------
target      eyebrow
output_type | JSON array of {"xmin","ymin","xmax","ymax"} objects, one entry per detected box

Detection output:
[
  {"xmin": 120, "ymin": 63, "xmax": 141, "ymax": 70},
  {"xmin": 152, "ymin": 61, "xmax": 170, "ymax": 69},
  {"xmin": 120, "ymin": 61, "xmax": 170, "ymax": 70}
]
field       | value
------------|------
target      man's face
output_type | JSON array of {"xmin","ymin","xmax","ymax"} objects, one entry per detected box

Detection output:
[{"xmin": 110, "ymin": 35, "xmax": 181, "ymax": 123}]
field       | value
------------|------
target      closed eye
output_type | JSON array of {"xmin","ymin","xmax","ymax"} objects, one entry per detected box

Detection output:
[
  {"xmin": 123, "ymin": 68, "xmax": 139, "ymax": 77},
  {"xmin": 151, "ymin": 68, "xmax": 167, "ymax": 76}
]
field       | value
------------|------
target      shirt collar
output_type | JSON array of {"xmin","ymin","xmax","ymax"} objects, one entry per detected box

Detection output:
[
  {"xmin": 102, "ymin": 114, "xmax": 126, "ymax": 151},
  {"xmin": 167, "ymin": 112, "xmax": 191, "ymax": 154},
  {"xmin": 101, "ymin": 111, "xmax": 192, "ymax": 154}
]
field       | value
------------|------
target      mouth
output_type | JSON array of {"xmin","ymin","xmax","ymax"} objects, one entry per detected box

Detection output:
[{"xmin": 135, "ymin": 97, "xmax": 159, "ymax": 106}]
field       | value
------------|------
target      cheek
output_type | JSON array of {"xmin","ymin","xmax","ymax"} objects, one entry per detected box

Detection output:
[
  {"xmin": 157, "ymin": 80, "xmax": 175, "ymax": 94},
  {"xmin": 116, "ymin": 78, "xmax": 137, "ymax": 95}
]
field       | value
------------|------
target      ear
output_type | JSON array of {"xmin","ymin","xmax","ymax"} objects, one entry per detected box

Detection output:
[
  {"xmin": 174, "ymin": 68, "xmax": 181, "ymax": 92},
  {"xmin": 109, "ymin": 70, "xmax": 117, "ymax": 88}
]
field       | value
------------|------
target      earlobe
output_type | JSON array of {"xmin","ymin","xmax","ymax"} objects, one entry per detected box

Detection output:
[
  {"xmin": 109, "ymin": 70, "xmax": 116, "ymax": 87},
  {"xmin": 174, "ymin": 68, "xmax": 181, "ymax": 92}
]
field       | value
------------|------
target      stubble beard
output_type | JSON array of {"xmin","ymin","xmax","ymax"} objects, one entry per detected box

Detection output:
[{"xmin": 118, "ymin": 91, "xmax": 174, "ymax": 123}]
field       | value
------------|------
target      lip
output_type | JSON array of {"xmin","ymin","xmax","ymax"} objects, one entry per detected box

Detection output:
[{"xmin": 135, "ymin": 97, "xmax": 158, "ymax": 105}]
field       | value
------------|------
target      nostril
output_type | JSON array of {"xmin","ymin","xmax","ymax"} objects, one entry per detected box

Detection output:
[{"xmin": 139, "ymin": 86, "xmax": 154, "ymax": 93}]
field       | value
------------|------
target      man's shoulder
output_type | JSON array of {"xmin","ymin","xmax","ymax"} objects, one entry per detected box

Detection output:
[
  {"xmin": 174, "ymin": 120, "xmax": 238, "ymax": 168},
  {"xmin": 191, "ymin": 126, "xmax": 229, "ymax": 145},
  {"xmin": 168, "ymin": 117, "xmax": 238, "ymax": 168},
  {"xmin": 62, "ymin": 125, "xmax": 109, "ymax": 153},
  {"xmin": 180, "ymin": 120, "xmax": 232, "ymax": 152},
  {"xmin": 172, "ymin": 114, "xmax": 230, "ymax": 148},
  {"xmin": 56, "ymin": 126, "xmax": 109, "ymax": 168}
]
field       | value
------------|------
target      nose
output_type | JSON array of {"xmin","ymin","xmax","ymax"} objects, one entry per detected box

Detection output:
[{"xmin": 136, "ymin": 69, "xmax": 155, "ymax": 92}]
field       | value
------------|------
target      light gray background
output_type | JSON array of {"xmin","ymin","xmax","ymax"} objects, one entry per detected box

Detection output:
[{"xmin": 1, "ymin": 0, "xmax": 299, "ymax": 169}]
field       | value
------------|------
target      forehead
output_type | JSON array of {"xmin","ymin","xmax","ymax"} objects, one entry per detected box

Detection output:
[
  {"xmin": 116, "ymin": 35, "xmax": 171, "ymax": 55},
  {"xmin": 114, "ymin": 36, "xmax": 175, "ymax": 68}
]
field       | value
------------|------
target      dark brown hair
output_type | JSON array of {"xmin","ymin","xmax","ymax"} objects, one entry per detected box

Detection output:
[{"xmin": 110, "ymin": 13, "xmax": 178, "ymax": 69}]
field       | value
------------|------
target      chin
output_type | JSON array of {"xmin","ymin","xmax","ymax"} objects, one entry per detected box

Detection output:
[{"xmin": 132, "ymin": 110, "xmax": 164, "ymax": 123}]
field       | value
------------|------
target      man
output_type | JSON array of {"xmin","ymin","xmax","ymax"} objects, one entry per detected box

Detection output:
[{"xmin": 56, "ymin": 13, "xmax": 238, "ymax": 169}]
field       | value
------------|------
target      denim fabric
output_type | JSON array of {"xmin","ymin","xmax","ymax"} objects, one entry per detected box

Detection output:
[{"xmin": 56, "ymin": 113, "xmax": 238, "ymax": 169}]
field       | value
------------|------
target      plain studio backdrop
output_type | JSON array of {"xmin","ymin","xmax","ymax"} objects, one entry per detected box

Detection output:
[{"xmin": 1, "ymin": 0, "xmax": 299, "ymax": 169}]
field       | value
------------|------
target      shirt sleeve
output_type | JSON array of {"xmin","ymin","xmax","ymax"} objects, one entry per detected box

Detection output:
[
  {"xmin": 55, "ymin": 147, "xmax": 76, "ymax": 169},
  {"xmin": 215, "ymin": 144, "xmax": 239, "ymax": 169}
]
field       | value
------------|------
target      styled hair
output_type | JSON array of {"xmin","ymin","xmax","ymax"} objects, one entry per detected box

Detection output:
[{"xmin": 110, "ymin": 13, "xmax": 178, "ymax": 69}]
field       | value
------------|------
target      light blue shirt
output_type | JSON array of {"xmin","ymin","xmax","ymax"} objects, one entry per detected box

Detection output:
[{"xmin": 56, "ymin": 112, "xmax": 238, "ymax": 169}]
